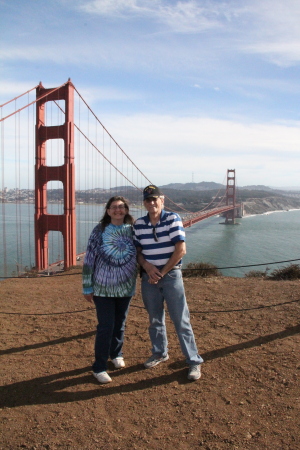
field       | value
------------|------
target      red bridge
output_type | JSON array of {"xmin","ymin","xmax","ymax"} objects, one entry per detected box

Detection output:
[
  {"xmin": 182, "ymin": 169, "xmax": 242, "ymax": 228},
  {"xmin": 0, "ymin": 80, "xmax": 242, "ymax": 277}
]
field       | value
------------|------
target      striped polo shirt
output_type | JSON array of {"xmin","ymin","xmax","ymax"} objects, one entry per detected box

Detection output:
[{"xmin": 133, "ymin": 210, "xmax": 185, "ymax": 268}]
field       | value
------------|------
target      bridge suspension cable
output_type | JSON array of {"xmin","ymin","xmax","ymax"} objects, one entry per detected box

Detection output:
[
  {"xmin": 0, "ymin": 81, "xmax": 240, "ymax": 277},
  {"xmin": 0, "ymin": 82, "xmax": 68, "ymax": 122},
  {"xmin": 0, "ymin": 85, "xmax": 38, "ymax": 109}
]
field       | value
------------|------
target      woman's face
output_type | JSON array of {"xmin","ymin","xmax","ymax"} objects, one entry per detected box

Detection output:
[{"xmin": 107, "ymin": 200, "xmax": 128, "ymax": 225}]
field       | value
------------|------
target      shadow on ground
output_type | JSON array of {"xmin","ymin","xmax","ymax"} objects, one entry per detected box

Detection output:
[{"xmin": 1, "ymin": 324, "xmax": 299, "ymax": 408}]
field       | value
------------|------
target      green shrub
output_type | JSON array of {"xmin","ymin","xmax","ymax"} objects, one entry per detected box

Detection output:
[
  {"xmin": 245, "ymin": 270, "xmax": 267, "ymax": 278},
  {"xmin": 268, "ymin": 264, "xmax": 300, "ymax": 280},
  {"xmin": 183, "ymin": 262, "xmax": 222, "ymax": 278},
  {"xmin": 22, "ymin": 266, "xmax": 39, "ymax": 278}
]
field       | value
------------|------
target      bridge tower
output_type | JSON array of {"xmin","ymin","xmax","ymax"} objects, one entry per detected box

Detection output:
[
  {"xmin": 225, "ymin": 169, "xmax": 236, "ymax": 224},
  {"xmin": 34, "ymin": 81, "xmax": 76, "ymax": 271}
]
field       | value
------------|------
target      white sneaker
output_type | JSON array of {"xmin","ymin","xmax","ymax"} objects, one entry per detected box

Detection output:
[
  {"xmin": 144, "ymin": 354, "xmax": 169, "ymax": 368},
  {"xmin": 93, "ymin": 371, "xmax": 112, "ymax": 384},
  {"xmin": 187, "ymin": 364, "xmax": 201, "ymax": 381},
  {"xmin": 111, "ymin": 357, "xmax": 125, "ymax": 369}
]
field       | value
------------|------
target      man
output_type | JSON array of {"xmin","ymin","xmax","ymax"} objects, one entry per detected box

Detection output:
[{"xmin": 133, "ymin": 185, "xmax": 203, "ymax": 381}]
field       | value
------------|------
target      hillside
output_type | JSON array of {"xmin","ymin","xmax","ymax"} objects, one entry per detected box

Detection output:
[
  {"xmin": 243, "ymin": 197, "xmax": 300, "ymax": 215},
  {"xmin": 1, "ymin": 271, "xmax": 299, "ymax": 449},
  {"xmin": 158, "ymin": 183, "xmax": 300, "ymax": 214},
  {"xmin": 162, "ymin": 190, "xmax": 300, "ymax": 214},
  {"xmin": 6, "ymin": 184, "xmax": 300, "ymax": 216},
  {"xmin": 160, "ymin": 181, "xmax": 224, "ymax": 191}
]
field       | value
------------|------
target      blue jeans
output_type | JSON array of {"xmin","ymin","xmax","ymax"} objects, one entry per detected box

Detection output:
[
  {"xmin": 92, "ymin": 296, "xmax": 131, "ymax": 373},
  {"xmin": 141, "ymin": 269, "xmax": 203, "ymax": 365}
]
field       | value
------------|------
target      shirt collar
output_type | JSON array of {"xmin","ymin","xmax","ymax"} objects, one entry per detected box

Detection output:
[{"xmin": 146, "ymin": 209, "xmax": 166, "ymax": 226}]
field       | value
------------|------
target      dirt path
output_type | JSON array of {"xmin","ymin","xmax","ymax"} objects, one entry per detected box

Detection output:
[{"xmin": 1, "ymin": 271, "xmax": 299, "ymax": 449}]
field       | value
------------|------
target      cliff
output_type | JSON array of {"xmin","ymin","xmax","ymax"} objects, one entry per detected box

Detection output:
[{"xmin": 243, "ymin": 196, "xmax": 300, "ymax": 215}]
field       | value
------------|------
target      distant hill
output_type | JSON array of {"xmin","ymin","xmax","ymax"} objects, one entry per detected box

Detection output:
[
  {"xmin": 159, "ymin": 183, "xmax": 300, "ymax": 195},
  {"xmin": 159, "ymin": 182, "xmax": 289, "ymax": 192},
  {"xmin": 239, "ymin": 185, "xmax": 274, "ymax": 191},
  {"xmin": 160, "ymin": 182, "xmax": 225, "ymax": 191},
  {"xmin": 271, "ymin": 186, "xmax": 300, "ymax": 191}
]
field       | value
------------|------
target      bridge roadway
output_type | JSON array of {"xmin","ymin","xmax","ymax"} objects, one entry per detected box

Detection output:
[{"xmin": 182, "ymin": 204, "xmax": 242, "ymax": 228}]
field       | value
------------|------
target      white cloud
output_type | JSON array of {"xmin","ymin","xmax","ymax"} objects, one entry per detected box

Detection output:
[
  {"xmin": 96, "ymin": 112, "xmax": 300, "ymax": 186},
  {"xmin": 1, "ymin": 101, "xmax": 299, "ymax": 188},
  {"xmin": 103, "ymin": 113, "xmax": 300, "ymax": 152},
  {"xmin": 1, "ymin": 0, "xmax": 300, "ymax": 188},
  {"xmin": 245, "ymin": 41, "xmax": 300, "ymax": 67},
  {"xmin": 0, "ymin": 81, "xmax": 38, "ymax": 99},
  {"xmin": 75, "ymin": 85, "xmax": 143, "ymax": 104},
  {"xmin": 80, "ymin": 0, "xmax": 157, "ymax": 16},
  {"xmin": 2, "ymin": 0, "xmax": 300, "ymax": 74},
  {"xmin": 80, "ymin": 0, "xmax": 217, "ymax": 27},
  {"xmin": 78, "ymin": 0, "xmax": 300, "ymax": 70},
  {"xmin": 236, "ymin": 0, "xmax": 300, "ymax": 66}
]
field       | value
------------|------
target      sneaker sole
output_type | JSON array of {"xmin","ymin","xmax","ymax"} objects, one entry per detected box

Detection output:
[
  {"xmin": 93, "ymin": 372, "xmax": 112, "ymax": 383},
  {"xmin": 113, "ymin": 362, "xmax": 125, "ymax": 369},
  {"xmin": 112, "ymin": 358, "xmax": 125, "ymax": 369},
  {"xmin": 144, "ymin": 355, "xmax": 169, "ymax": 368},
  {"xmin": 187, "ymin": 374, "xmax": 201, "ymax": 381}
]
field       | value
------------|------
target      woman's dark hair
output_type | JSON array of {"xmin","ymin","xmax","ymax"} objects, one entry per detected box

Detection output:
[{"xmin": 100, "ymin": 196, "xmax": 134, "ymax": 230}]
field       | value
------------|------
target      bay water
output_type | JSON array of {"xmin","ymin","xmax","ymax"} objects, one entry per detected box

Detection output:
[
  {"xmin": 1, "ymin": 203, "xmax": 299, "ymax": 278},
  {"xmin": 184, "ymin": 209, "xmax": 300, "ymax": 277}
]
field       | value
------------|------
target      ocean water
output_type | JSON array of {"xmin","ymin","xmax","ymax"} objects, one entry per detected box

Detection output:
[
  {"xmin": 184, "ymin": 209, "xmax": 300, "ymax": 277},
  {"xmin": 1, "ymin": 204, "xmax": 300, "ymax": 278}
]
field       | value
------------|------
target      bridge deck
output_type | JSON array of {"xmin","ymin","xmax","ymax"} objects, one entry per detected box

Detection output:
[{"xmin": 182, "ymin": 204, "xmax": 242, "ymax": 227}]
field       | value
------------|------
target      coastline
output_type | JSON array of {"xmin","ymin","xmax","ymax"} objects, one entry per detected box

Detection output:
[
  {"xmin": 243, "ymin": 207, "xmax": 300, "ymax": 218},
  {"xmin": 242, "ymin": 197, "xmax": 300, "ymax": 216}
]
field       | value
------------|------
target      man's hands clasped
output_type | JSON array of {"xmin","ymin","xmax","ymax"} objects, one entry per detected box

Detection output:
[{"xmin": 143, "ymin": 261, "xmax": 163, "ymax": 284}]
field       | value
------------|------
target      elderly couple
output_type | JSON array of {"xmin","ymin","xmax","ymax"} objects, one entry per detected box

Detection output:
[{"xmin": 82, "ymin": 185, "xmax": 203, "ymax": 384}]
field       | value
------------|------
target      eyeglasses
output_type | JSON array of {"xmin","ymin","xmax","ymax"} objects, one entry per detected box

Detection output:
[
  {"xmin": 152, "ymin": 227, "xmax": 158, "ymax": 242},
  {"xmin": 109, "ymin": 204, "xmax": 126, "ymax": 211},
  {"xmin": 145, "ymin": 197, "xmax": 159, "ymax": 203}
]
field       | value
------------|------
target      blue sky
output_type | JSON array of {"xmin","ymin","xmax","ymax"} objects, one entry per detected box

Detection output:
[{"xmin": 1, "ymin": 0, "xmax": 300, "ymax": 188}]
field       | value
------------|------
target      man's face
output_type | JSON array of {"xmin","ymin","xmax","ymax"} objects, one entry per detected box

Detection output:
[{"xmin": 143, "ymin": 196, "xmax": 164, "ymax": 215}]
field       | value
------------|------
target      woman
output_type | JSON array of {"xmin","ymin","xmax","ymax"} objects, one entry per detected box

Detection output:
[{"xmin": 82, "ymin": 196, "xmax": 137, "ymax": 384}]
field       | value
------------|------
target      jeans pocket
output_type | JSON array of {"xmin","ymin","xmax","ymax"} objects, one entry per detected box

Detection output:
[{"xmin": 167, "ymin": 270, "xmax": 182, "ymax": 280}]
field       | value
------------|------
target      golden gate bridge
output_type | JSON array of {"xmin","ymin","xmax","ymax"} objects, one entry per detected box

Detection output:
[{"xmin": 0, "ymin": 80, "xmax": 241, "ymax": 278}]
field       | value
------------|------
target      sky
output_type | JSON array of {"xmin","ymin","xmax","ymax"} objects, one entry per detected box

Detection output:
[{"xmin": 1, "ymin": 0, "xmax": 300, "ymax": 188}]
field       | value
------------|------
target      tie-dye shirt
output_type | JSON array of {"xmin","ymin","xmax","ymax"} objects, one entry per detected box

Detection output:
[{"xmin": 82, "ymin": 223, "xmax": 137, "ymax": 297}]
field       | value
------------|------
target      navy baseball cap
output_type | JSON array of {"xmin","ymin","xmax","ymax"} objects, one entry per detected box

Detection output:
[{"xmin": 143, "ymin": 185, "xmax": 162, "ymax": 200}]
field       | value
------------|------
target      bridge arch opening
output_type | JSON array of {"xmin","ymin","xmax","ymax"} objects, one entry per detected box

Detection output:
[
  {"xmin": 44, "ymin": 100, "xmax": 65, "ymax": 127},
  {"xmin": 47, "ymin": 230, "xmax": 64, "ymax": 269},
  {"xmin": 47, "ymin": 181, "xmax": 64, "ymax": 215},
  {"xmin": 45, "ymin": 138, "xmax": 64, "ymax": 167}
]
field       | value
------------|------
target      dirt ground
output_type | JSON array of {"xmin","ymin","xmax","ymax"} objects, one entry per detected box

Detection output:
[{"xmin": 0, "ymin": 270, "xmax": 299, "ymax": 450}]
